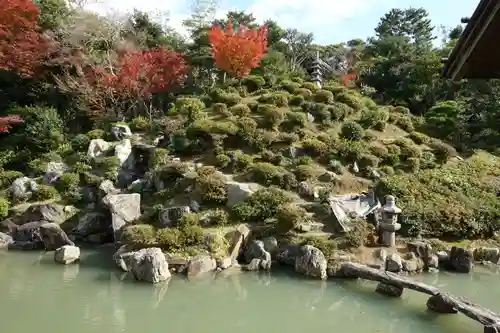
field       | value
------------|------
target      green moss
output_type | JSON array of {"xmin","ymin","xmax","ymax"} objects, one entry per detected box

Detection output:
[
  {"xmin": 58, "ymin": 172, "xmax": 80, "ymax": 191},
  {"xmin": 33, "ymin": 185, "xmax": 59, "ymax": 201},
  {"xmin": 0, "ymin": 197, "xmax": 9, "ymax": 219}
]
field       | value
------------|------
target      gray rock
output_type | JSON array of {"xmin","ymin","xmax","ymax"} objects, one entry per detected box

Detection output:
[
  {"xmin": 376, "ymin": 283, "xmax": 403, "ymax": 297},
  {"xmin": 437, "ymin": 250, "xmax": 450, "ymax": 263},
  {"xmin": 294, "ymin": 245, "xmax": 327, "ymax": 279},
  {"xmin": 474, "ymin": 247, "xmax": 500, "ymax": 264},
  {"xmin": 11, "ymin": 177, "xmax": 38, "ymax": 200},
  {"xmin": 263, "ymin": 236, "xmax": 278, "ymax": 254},
  {"xmin": 244, "ymin": 258, "xmax": 262, "ymax": 271},
  {"xmin": 226, "ymin": 181, "xmax": 257, "ymax": 207},
  {"xmin": 217, "ymin": 257, "xmax": 233, "ymax": 269},
  {"xmin": 102, "ymin": 193, "xmax": 141, "ymax": 237},
  {"xmin": 19, "ymin": 203, "xmax": 67, "ymax": 225},
  {"xmin": 111, "ymin": 124, "xmax": 132, "ymax": 140},
  {"xmin": 129, "ymin": 248, "xmax": 170, "ymax": 283},
  {"xmin": 318, "ymin": 171, "xmax": 339, "ymax": 182},
  {"xmin": 375, "ymin": 248, "xmax": 387, "ymax": 261},
  {"xmin": 39, "ymin": 223, "xmax": 75, "ymax": 251},
  {"xmin": 427, "ymin": 254, "xmax": 439, "ymax": 269},
  {"xmin": 244, "ymin": 240, "xmax": 271, "ymax": 268},
  {"xmin": 450, "ymin": 246, "xmax": 473, "ymax": 273},
  {"xmin": 54, "ymin": 245, "xmax": 80, "ymax": 264},
  {"xmin": 99, "ymin": 180, "xmax": 117, "ymax": 195},
  {"xmin": 0, "ymin": 232, "xmax": 13, "ymax": 249},
  {"xmin": 87, "ymin": 139, "xmax": 110, "ymax": 158},
  {"xmin": 114, "ymin": 138, "xmax": 134, "ymax": 169},
  {"xmin": 306, "ymin": 112, "xmax": 315, "ymax": 122},
  {"xmin": 228, "ymin": 224, "xmax": 251, "ymax": 261},
  {"xmin": 187, "ymin": 255, "xmax": 217, "ymax": 278},
  {"xmin": 71, "ymin": 212, "xmax": 108, "ymax": 238},
  {"xmin": 159, "ymin": 206, "xmax": 190, "ymax": 227},
  {"xmin": 385, "ymin": 253, "xmax": 403, "ymax": 272},
  {"xmin": 113, "ymin": 245, "xmax": 135, "ymax": 272},
  {"xmin": 276, "ymin": 244, "xmax": 301, "ymax": 266},
  {"xmin": 43, "ymin": 162, "xmax": 69, "ymax": 185}
]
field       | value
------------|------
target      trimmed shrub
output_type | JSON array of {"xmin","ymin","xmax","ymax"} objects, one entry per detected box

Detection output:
[
  {"xmin": 301, "ymin": 138, "xmax": 328, "ymax": 156},
  {"xmin": 195, "ymin": 173, "xmax": 228, "ymax": 204},
  {"xmin": 313, "ymin": 90, "xmax": 334, "ymax": 103},
  {"xmin": 87, "ymin": 129, "xmax": 105, "ymax": 139},
  {"xmin": 359, "ymin": 108, "xmax": 389, "ymax": 129},
  {"xmin": 229, "ymin": 103, "xmax": 251, "ymax": 117},
  {"xmin": 0, "ymin": 170, "xmax": 24, "ymax": 188},
  {"xmin": 358, "ymin": 154, "xmax": 380, "ymax": 169},
  {"xmin": 212, "ymin": 103, "xmax": 229, "ymax": 115},
  {"xmin": 294, "ymin": 164, "xmax": 323, "ymax": 181},
  {"xmin": 340, "ymin": 122, "xmax": 364, "ymax": 141},
  {"xmin": 294, "ymin": 88, "xmax": 313, "ymax": 98},
  {"xmin": 328, "ymin": 160, "xmax": 344, "ymax": 174},
  {"xmin": 151, "ymin": 148, "xmax": 169, "ymax": 169},
  {"xmin": 408, "ymin": 132, "xmax": 430, "ymax": 145},
  {"xmin": 58, "ymin": 172, "xmax": 80, "ymax": 191},
  {"xmin": 215, "ymin": 154, "xmax": 231, "ymax": 168},
  {"xmin": 328, "ymin": 102, "xmax": 353, "ymax": 121},
  {"xmin": 175, "ymin": 97, "xmax": 206, "ymax": 122},
  {"xmin": 258, "ymin": 104, "xmax": 285, "ymax": 129},
  {"xmin": 33, "ymin": 185, "xmax": 59, "ymax": 201},
  {"xmin": 242, "ymin": 75, "xmax": 266, "ymax": 92},
  {"xmin": 130, "ymin": 116, "xmax": 150, "ymax": 131},
  {"xmin": 281, "ymin": 80, "xmax": 301, "ymax": 93},
  {"xmin": 232, "ymin": 187, "xmax": 293, "ymax": 222},
  {"xmin": 289, "ymin": 95, "xmax": 305, "ymax": 106},
  {"xmin": 122, "ymin": 224, "xmax": 155, "ymax": 245},
  {"xmin": 430, "ymin": 140, "xmax": 457, "ymax": 164},
  {"xmin": 0, "ymin": 198, "xmax": 9, "ymax": 219},
  {"xmin": 71, "ymin": 134, "xmax": 90, "ymax": 152},
  {"xmin": 335, "ymin": 92, "xmax": 363, "ymax": 110},
  {"xmin": 395, "ymin": 116, "xmax": 414, "ymax": 132}
]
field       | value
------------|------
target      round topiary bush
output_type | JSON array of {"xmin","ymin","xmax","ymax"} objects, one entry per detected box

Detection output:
[
  {"xmin": 175, "ymin": 97, "xmax": 206, "ymax": 122},
  {"xmin": 313, "ymin": 90, "xmax": 334, "ymax": 103},
  {"xmin": 58, "ymin": 172, "xmax": 80, "ymax": 192},
  {"xmin": 229, "ymin": 104, "xmax": 251, "ymax": 117},
  {"xmin": 340, "ymin": 122, "xmax": 364, "ymax": 141},
  {"xmin": 242, "ymin": 75, "xmax": 266, "ymax": 92},
  {"xmin": 212, "ymin": 102, "xmax": 229, "ymax": 115},
  {"xmin": 130, "ymin": 116, "xmax": 150, "ymax": 131},
  {"xmin": 0, "ymin": 198, "xmax": 9, "ymax": 219},
  {"xmin": 258, "ymin": 105, "xmax": 285, "ymax": 129},
  {"xmin": 294, "ymin": 88, "xmax": 313, "ymax": 98},
  {"xmin": 289, "ymin": 95, "xmax": 305, "ymax": 106},
  {"xmin": 71, "ymin": 134, "xmax": 90, "ymax": 152},
  {"xmin": 195, "ymin": 173, "xmax": 228, "ymax": 204},
  {"xmin": 86, "ymin": 129, "xmax": 106, "ymax": 139}
]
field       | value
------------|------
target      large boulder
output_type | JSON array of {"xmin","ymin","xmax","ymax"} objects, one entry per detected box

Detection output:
[
  {"xmin": 87, "ymin": 139, "xmax": 110, "ymax": 158},
  {"xmin": 103, "ymin": 193, "xmax": 141, "ymax": 237},
  {"xmin": 18, "ymin": 203, "xmax": 67, "ymax": 225},
  {"xmin": 43, "ymin": 162, "xmax": 69, "ymax": 185},
  {"xmin": 449, "ymin": 246, "xmax": 473, "ymax": 273},
  {"xmin": 113, "ymin": 244, "xmax": 135, "ymax": 272},
  {"xmin": 114, "ymin": 138, "xmax": 134, "ymax": 168},
  {"xmin": 187, "ymin": 255, "xmax": 217, "ymax": 279},
  {"xmin": 244, "ymin": 240, "xmax": 271, "ymax": 269},
  {"xmin": 11, "ymin": 177, "xmax": 38, "ymax": 201},
  {"xmin": 54, "ymin": 245, "xmax": 80, "ymax": 264},
  {"xmin": 294, "ymin": 245, "xmax": 327, "ymax": 280},
  {"xmin": 71, "ymin": 212, "xmax": 109, "ymax": 239},
  {"xmin": 0, "ymin": 232, "xmax": 13, "ymax": 249},
  {"xmin": 228, "ymin": 224, "xmax": 251, "ymax": 261},
  {"xmin": 129, "ymin": 248, "xmax": 170, "ymax": 283},
  {"xmin": 12, "ymin": 221, "xmax": 73, "ymax": 250},
  {"xmin": 277, "ymin": 244, "xmax": 301, "ymax": 266},
  {"xmin": 111, "ymin": 124, "xmax": 132, "ymax": 140},
  {"xmin": 226, "ymin": 181, "xmax": 257, "ymax": 207}
]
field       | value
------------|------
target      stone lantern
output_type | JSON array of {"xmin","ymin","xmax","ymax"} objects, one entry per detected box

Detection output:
[{"xmin": 378, "ymin": 195, "xmax": 402, "ymax": 247}]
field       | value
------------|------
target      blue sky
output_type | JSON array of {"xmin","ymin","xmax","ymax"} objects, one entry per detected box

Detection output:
[{"xmin": 88, "ymin": 0, "xmax": 479, "ymax": 45}]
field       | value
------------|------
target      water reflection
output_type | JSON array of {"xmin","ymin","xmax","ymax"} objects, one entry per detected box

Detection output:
[{"xmin": 0, "ymin": 250, "xmax": 496, "ymax": 333}]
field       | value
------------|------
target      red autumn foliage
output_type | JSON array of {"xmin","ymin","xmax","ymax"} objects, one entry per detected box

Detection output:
[
  {"xmin": 343, "ymin": 72, "xmax": 357, "ymax": 87},
  {"xmin": 209, "ymin": 22, "xmax": 268, "ymax": 78},
  {"xmin": 0, "ymin": 0, "xmax": 48, "ymax": 76},
  {"xmin": 95, "ymin": 46, "xmax": 188, "ymax": 100},
  {"xmin": 0, "ymin": 115, "xmax": 24, "ymax": 133}
]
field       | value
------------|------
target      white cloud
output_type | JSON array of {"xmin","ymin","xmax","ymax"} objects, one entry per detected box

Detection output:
[
  {"xmin": 247, "ymin": 0, "xmax": 393, "ymax": 42},
  {"xmin": 84, "ymin": 0, "xmax": 394, "ymax": 43}
]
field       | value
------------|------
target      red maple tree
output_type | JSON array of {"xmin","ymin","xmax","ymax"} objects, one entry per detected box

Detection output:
[
  {"xmin": 0, "ymin": 115, "xmax": 24, "ymax": 133},
  {"xmin": 343, "ymin": 72, "xmax": 357, "ymax": 87},
  {"xmin": 85, "ymin": 46, "xmax": 187, "ymax": 118},
  {"xmin": 209, "ymin": 22, "xmax": 268, "ymax": 78},
  {"xmin": 99, "ymin": 46, "xmax": 188, "ymax": 99},
  {"xmin": 0, "ymin": 0, "xmax": 48, "ymax": 76}
]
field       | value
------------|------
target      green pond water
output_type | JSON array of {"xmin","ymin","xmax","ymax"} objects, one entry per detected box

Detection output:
[{"xmin": 0, "ymin": 249, "xmax": 499, "ymax": 333}]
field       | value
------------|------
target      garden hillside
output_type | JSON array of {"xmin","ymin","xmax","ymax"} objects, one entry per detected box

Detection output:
[{"xmin": 1, "ymin": 0, "xmax": 500, "ymax": 259}]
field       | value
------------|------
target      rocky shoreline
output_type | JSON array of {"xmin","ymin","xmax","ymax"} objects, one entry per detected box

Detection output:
[{"xmin": 1, "ymin": 202, "xmax": 498, "ymax": 283}]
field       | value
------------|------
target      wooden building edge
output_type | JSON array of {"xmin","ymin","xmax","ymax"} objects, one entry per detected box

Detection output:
[{"xmin": 443, "ymin": 0, "xmax": 500, "ymax": 80}]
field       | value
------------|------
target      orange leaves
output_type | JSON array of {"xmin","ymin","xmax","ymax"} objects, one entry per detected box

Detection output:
[
  {"xmin": 209, "ymin": 22, "xmax": 268, "ymax": 78},
  {"xmin": 343, "ymin": 72, "xmax": 357, "ymax": 87},
  {"xmin": 0, "ymin": 0, "xmax": 47, "ymax": 76}
]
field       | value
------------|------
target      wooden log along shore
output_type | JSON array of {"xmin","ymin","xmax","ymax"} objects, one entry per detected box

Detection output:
[{"xmin": 341, "ymin": 262, "xmax": 500, "ymax": 333}]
